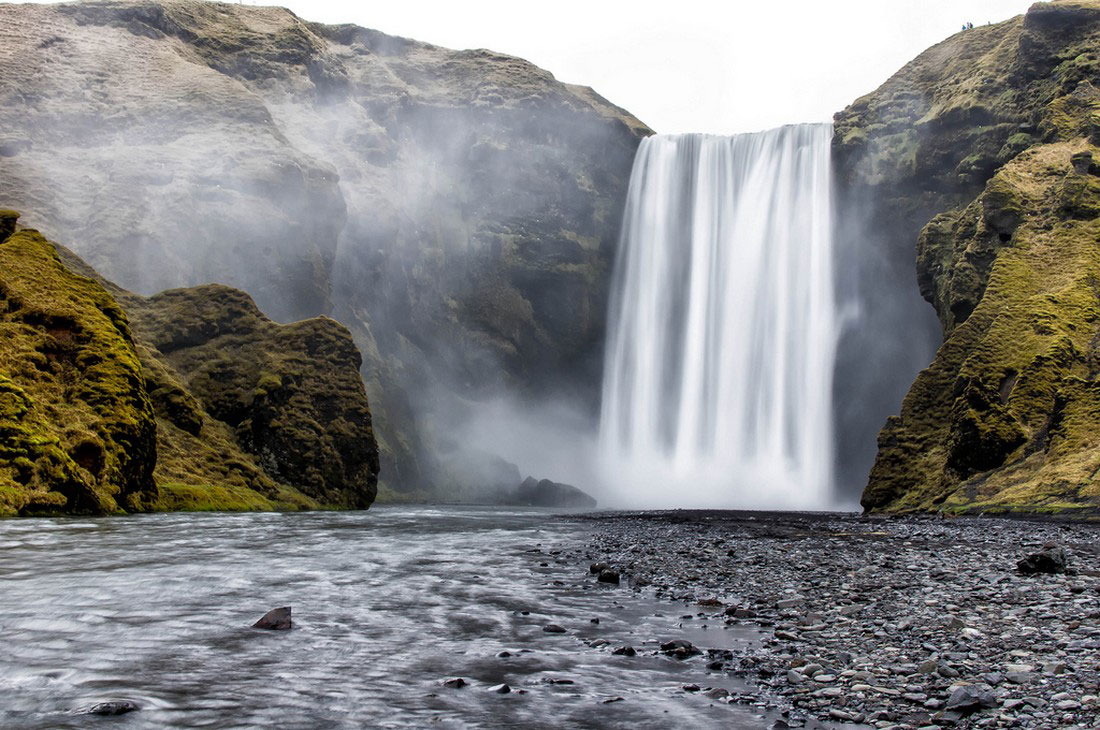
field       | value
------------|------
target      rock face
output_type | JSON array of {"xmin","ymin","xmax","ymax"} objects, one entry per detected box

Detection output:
[
  {"xmin": 120, "ymin": 284, "xmax": 379, "ymax": 508},
  {"xmin": 0, "ymin": 212, "xmax": 379, "ymax": 515},
  {"xmin": 0, "ymin": 1, "xmax": 651, "ymax": 495},
  {"xmin": 837, "ymin": 0, "xmax": 1100, "ymax": 514},
  {"xmin": 0, "ymin": 212, "xmax": 157, "ymax": 515}
]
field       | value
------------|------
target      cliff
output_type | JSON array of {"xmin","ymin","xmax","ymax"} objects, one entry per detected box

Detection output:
[
  {"xmin": 0, "ymin": 211, "xmax": 378, "ymax": 515},
  {"xmin": 837, "ymin": 0, "xmax": 1100, "ymax": 514},
  {"xmin": 0, "ymin": 1, "xmax": 651, "ymax": 493}
]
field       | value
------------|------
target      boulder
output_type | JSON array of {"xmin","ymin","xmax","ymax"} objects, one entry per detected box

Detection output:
[
  {"xmin": 85, "ymin": 701, "xmax": 140, "ymax": 716},
  {"xmin": 252, "ymin": 606, "xmax": 292, "ymax": 630},
  {"xmin": 504, "ymin": 477, "xmax": 597, "ymax": 509},
  {"xmin": 1017, "ymin": 544, "xmax": 1068, "ymax": 574}
]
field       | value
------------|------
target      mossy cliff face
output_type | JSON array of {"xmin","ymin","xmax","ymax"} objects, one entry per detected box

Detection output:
[
  {"xmin": 0, "ymin": 213, "xmax": 379, "ymax": 515},
  {"xmin": 0, "ymin": 212, "xmax": 157, "ymax": 515},
  {"xmin": 0, "ymin": 1, "xmax": 650, "ymax": 494},
  {"xmin": 838, "ymin": 0, "xmax": 1100, "ymax": 513},
  {"xmin": 121, "ymin": 284, "xmax": 379, "ymax": 509}
]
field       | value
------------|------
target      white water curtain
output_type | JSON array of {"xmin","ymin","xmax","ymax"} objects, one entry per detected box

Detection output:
[{"xmin": 599, "ymin": 124, "xmax": 837, "ymax": 509}]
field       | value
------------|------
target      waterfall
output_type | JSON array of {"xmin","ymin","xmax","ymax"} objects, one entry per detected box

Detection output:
[{"xmin": 598, "ymin": 124, "xmax": 837, "ymax": 509}]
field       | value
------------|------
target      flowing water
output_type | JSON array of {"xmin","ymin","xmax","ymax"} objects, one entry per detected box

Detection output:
[
  {"xmin": 0, "ymin": 507, "xmax": 778, "ymax": 729},
  {"xmin": 600, "ymin": 125, "xmax": 838, "ymax": 509}
]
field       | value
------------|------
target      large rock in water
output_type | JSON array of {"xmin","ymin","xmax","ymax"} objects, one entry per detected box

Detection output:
[
  {"xmin": 0, "ymin": 1, "xmax": 651, "ymax": 496},
  {"xmin": 506, "ymin": 476, "xmax": 597, "ymax": 509},
  {"xmin": 837, "ymin": 0, "xmax": 1100, "ymax": 515}
]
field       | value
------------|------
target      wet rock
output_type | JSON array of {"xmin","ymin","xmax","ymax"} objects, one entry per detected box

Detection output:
[
  {"xmin": 252, "ymin": 606, "xmax": 292, "ymax": 630},
  {"xmin": 660, "ymin": 639, "xmax": 699, "ymax": 659},
  {"xmin": 85, "ymin": 701, "xmax": 140, "ymax": 716},
  {"xmin": 543, "ymin": 624, "xmax": 566, "ymax": 633},
  {"xmin": 682, "ymin": 683, "xmax": 701, "ymax": 692},
  {"xmin": 597, "ymin": 569, "xmax": 620, "ymax": 584},
  {"xmin": 590, "ymin": 562, "xmax": 610, "ymax": 575},
  {"xmin": 1017, "ymin": 544, "xmax": 1068, "ymax": 575},
  {"xmin": 488, "ymin": 683, "xmax": 511, "ymax": 694},
  {"xmin": 612, "ymin": 645, "xmax": 636, "ymax": 656},
  {"xmin": 506, "ymin": 477, "xmax": 597, "ymax": 509},
  {"xmin": 442, "ymin": 678, "xmax": 467, "ymax": 688}
]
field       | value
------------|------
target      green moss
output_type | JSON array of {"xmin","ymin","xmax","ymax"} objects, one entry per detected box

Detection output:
[{"xmin": 0, "ymin": 228, "xmax": 158, "ymax": 515}]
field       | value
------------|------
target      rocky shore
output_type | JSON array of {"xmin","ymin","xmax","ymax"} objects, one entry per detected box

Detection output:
[{"xmin": 577, "ymin": 511, "xmax": 1100, "ymax": 729}]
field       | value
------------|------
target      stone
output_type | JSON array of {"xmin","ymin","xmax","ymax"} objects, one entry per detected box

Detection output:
[
  {"xmin": 1017, "ymin": 545, "xmax": 1068, "ymax": 575},
  {"xmin": 597, "ymin": 569, "xmax": 620, "ymax": 584},
  {"xmin": 252, "ymin": 606, "xmax": 292, "ymax": 630},
  {"xmin": 442, "ymin": 678, "xmax": 467, "ymax": 688},
  {"xmin": 85, "ymin": 701, "xmax": 140, "ymax": 716},
  {"xmin": 944, "ymin": 686, "xmax": 996, "ymax": 714},
  {"xmin": 543, "ymin": 624, "xmax": 566, "ymax": 633},
  {"xmin": 659, "ymin": 639, "xmax": 699, "ymax": 658},
  {"xmin": 488, "ymin": 683, "xmax": 511, "ymax": 694},
  {"xmin": 612, "ymin": 646, "xmax": 636, "ymax": 657}
]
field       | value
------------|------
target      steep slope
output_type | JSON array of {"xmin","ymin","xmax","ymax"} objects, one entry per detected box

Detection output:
[
  {"xmin": 837, "ymin": 0, "xmax": 1100, "ymax": 513},
  {"xmin": 0, "ymin": 210, "xmax": 156, "ymax": 515},
  {"xmin": 0, "ymin": 1, "xmax": 651, "ymax": 493},
  {"xmin": 1, "ymin": 210, "xmax": 379, "ymax": 515}
]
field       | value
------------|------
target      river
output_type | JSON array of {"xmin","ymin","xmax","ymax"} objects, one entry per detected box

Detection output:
[{"xmin": 0, "ymin": 506, "xmax": 779, "ymax": 729}]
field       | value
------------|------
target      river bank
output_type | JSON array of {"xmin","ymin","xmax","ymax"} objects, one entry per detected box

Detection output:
[{"xmin": 577, "ymin": 511, "xmax": 1100, "ymax": 729}]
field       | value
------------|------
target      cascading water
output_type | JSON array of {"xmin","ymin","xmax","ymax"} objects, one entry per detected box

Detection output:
[{"xmin": 598, "ymin": 124, "xmax": 837, "ymax": 509}]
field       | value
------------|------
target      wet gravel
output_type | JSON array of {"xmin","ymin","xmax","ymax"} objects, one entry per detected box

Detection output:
[{"xmin": 576, "ymin": 511, "xmax": 1100, "ymax": 729}]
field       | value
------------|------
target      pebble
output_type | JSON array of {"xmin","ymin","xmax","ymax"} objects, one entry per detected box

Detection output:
[{"xmin": 581, "ymin": 511, "xmax": 1100, "ymax": 728}]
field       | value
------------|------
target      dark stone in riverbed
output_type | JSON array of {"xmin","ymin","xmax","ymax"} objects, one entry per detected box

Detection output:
[
  {"xmin": 597, "ymin": 569, "xmax": 620, "ymax": 584},
  {"xmin": 442, "ymin": 678, "xmax": 467, "ymax": 688},
  {"xmin": 543, "ymin": 624, "xmax": 566, "ymax": 633},
  {"xmin": 252, "ymin": 606, "xmax": 292, "ymax": 630},
  {"xmin": 488, "ymin": 683, "xmax": 511, "ymax": 694},
  {"xmin": 590, "ymin": 562, "xmax": 610, "ymax": 574},
  {"xmin": 1017, "ymin": 544, "xmax": 1068, "ymax": 575},
  {"xmin": 85, "ymin": 701, "xmax": 140, "ymax": 716},
  {"xmin": 660, "ymin": 639, "xmax": 699, "ymax": 659},
  {"xmin": 612, "ymin": 645, "xmax": 636, "ymax": 656},
  {"xmin": 944, "ymin": 685, "xmax": 997, "ymax": 714}
]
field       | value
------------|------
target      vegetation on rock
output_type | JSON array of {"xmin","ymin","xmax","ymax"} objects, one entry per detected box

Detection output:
[
  {"xmin": 840, "ymin": 0, "xmax": 1100, "ymax": 514},
  {"xmin": 0, "ymin": 215, "xmax": 378, "ymax": 515},
  {"xmin": 0, "ymin": 214, "xmax": 156, "ymax": 515}
]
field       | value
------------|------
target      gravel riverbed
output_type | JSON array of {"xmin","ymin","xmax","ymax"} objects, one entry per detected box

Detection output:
[{"xmin": 575, "ymin": 511, "xmax": 1100, "ymax": 729}]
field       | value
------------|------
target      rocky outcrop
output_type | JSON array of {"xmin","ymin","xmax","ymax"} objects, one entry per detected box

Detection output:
[
  {"xmin": 122, "ymin": 284, "xmax": 379, "ymax": 508},
  {"xmin": 838, "ymin": 0, "xmax": 1100, "ymax": 514},
  {"xmin": 0, "ymin": 211, "xmax": 379, "ymax": 515},
  {"xmin": 0, "ymin": 1, "xmax": 651, "ymax": 495},
  {"xmin": 0, "ymin": 212, "xmax": 157, "ymax": 515}
]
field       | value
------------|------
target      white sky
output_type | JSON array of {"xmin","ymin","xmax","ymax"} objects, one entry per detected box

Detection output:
[
  {"xmin": 30, "ymin": 0, "xmax": 1038, "ymax": 133},
  {"xmin": 268, "ymin": 0, "xmax": 1036, "ymax": 133}
]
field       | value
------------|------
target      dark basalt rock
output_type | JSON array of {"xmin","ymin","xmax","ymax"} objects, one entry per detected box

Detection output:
[
  {"xmin": 660, "ymin": 639, "xmax": 699, "ymax": 659},
  {"xmin": 542, "ymin": 624, "xmax": 566, "ymax": 634},
  {"xmin": 442, "ymin": 678, "xmax": 466, "ymax": 689},
  {"xmin": 1017, "ymin": 544, "xmax": 1068, "ymax": 575},
  {"xmin": 252, "ymin": 606, "xmax": 292, "ymax": 630},
  {"xmin": 84, "ymin": 701, "xmax": 140, "ymax": 716},
  {"xmin": 944, "ymin": 685, "xmax": 997, "ymax": 714},
  {"xmin": 503, "ymin": 477, "xmax": 597, "ymax": 509},
  {"xmin": 596, "ymin": 569, "xmax": 620, "ymax": 584}
]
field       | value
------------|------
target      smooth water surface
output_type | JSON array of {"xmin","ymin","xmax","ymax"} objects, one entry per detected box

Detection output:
[{"xmin": 0, "ymin": 507, "xmax": 770, "ymax": 729}]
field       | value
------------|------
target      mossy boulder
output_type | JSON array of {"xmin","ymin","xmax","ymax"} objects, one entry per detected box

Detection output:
[{"xmin": 0, "ymin": 217, "xmax": 157, "ymax": 515}]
